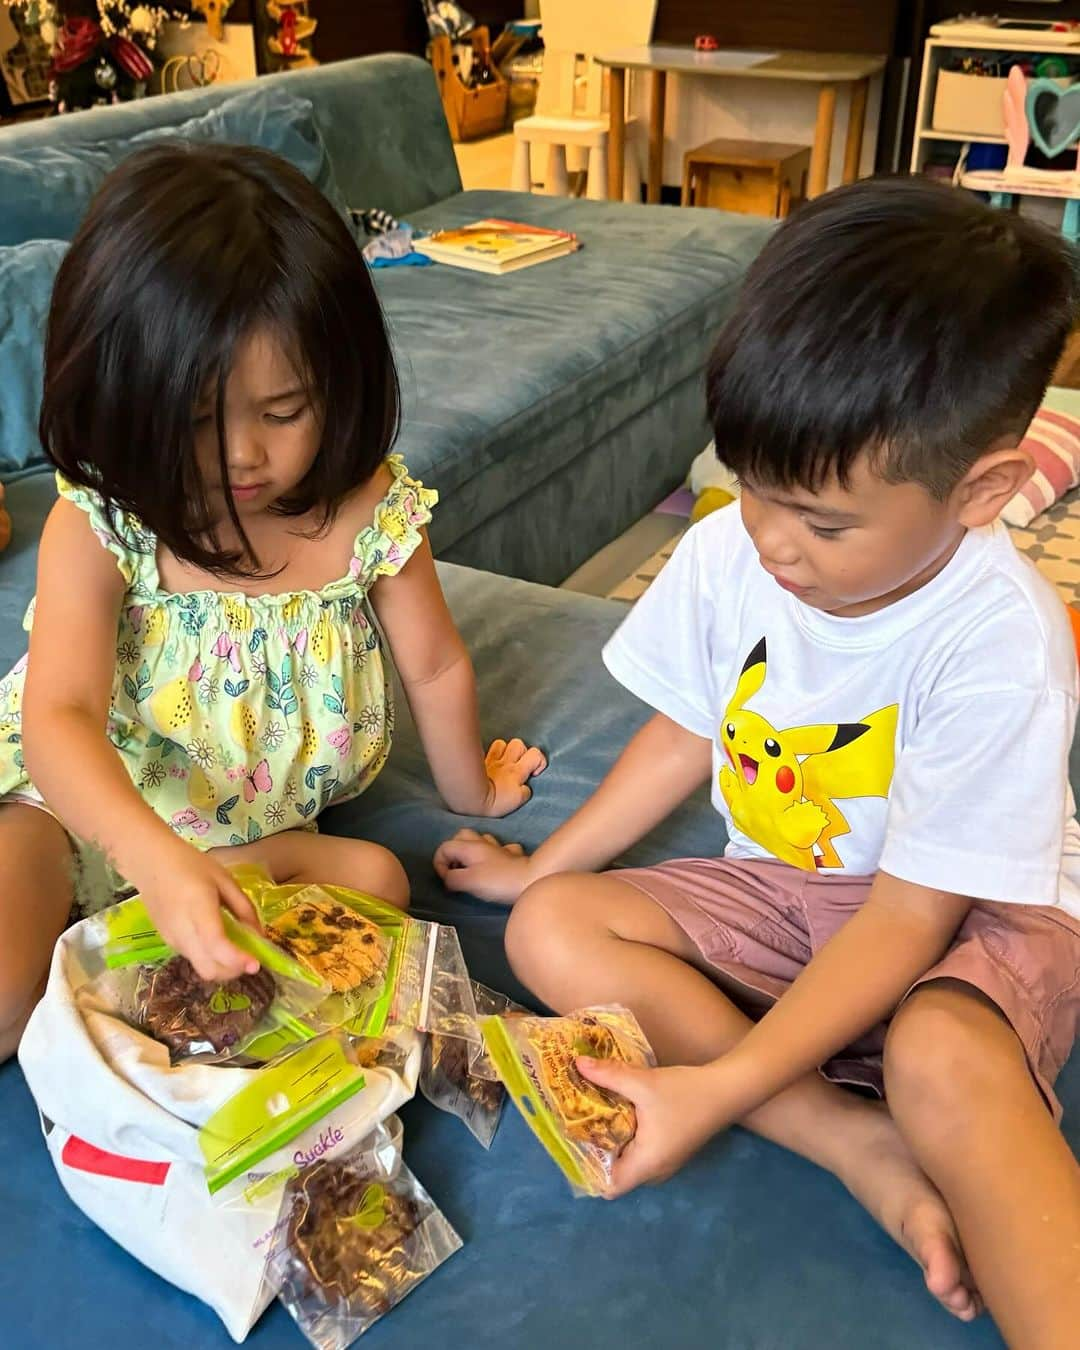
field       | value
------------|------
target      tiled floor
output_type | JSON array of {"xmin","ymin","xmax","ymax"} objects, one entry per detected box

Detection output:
[{"xmin": 454, "ymin": 132, "xmax": 515, "ymax": 191}]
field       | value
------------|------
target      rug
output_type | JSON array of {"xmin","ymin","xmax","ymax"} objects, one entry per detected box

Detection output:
[{"xmin": 606, "ymin": 489, "xmax": 1080, "ymax": 609}]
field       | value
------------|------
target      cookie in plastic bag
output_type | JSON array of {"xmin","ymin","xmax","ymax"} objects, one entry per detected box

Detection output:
[
  {"xmin": 420, "ymin": 983, "xmax": 523, "ymax": 1147},
  {"xmin": 270, "ymin": 1148, "xmax": 461, "ymax": 1348},
  {"xmin": 136, "ymin": 957, "xmax": 276, "ymax": 1057},
  {"xmin": 481, "ymin": 1005, "xmax": 655, "ymax": 1196}
]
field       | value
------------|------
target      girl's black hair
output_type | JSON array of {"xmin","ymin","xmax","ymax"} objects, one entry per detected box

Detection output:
[
  {"xmin": 706, "ymin": 175, "xmax": 1078, "ymax": 498},
  {"xmin": 40, "ymin": 141, "xmax": 400, "ymax": 575}
]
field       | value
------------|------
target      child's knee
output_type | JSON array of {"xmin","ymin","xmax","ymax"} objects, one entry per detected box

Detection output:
[
  {"xmin": 884, "ymin": 979, "xmax": 1023, "ymax": 1120},
  {"xmin": 0, "ymin": 968, "xmax": 46, "ymax": 1064},
  {"xmin": 504, "ymin": 874, "xmax": 580, "ymax": 981},
  {"xmin": 358, "ymin": 843, "xmax": 410, "ymax": 909}
]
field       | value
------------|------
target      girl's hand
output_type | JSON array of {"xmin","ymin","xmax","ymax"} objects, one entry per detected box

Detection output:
[
  {"xmin": 127, "ymin": 840, "xmax": 263, "ymax": 982},
  {"xmin": 433, "ymin": 828, "xmax": 534, "ymax": 904},
  {"xmin": 480, "ymin": 738, "xmax": 547, "ymax": 817},
  {"xmin": 576, "ymin": 1057, "xmax": 729, "ymax": 1198}
]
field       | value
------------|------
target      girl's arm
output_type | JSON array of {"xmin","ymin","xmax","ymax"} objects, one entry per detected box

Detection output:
[
  {"xmin": 434, "ymin": 711, "xmax": 715, "ymax": 901},
  {"xmin": 583, "ymin": 872, "xmax": 971, "ymax": 1196},
  {"xmin": 370, "ymin": 535, "xmax": 545, "ymax": 816},
  {"xmin": 22, "ymin": 500, "xmax": 258, "ymax": 978}
]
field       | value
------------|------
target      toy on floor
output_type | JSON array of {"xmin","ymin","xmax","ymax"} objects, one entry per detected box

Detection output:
[
  {"xmin": 688, "ymin": 441, "xmax": 741, "ymax": 523},
  {"xmin": 0, "ymin": 482, "xmax": 9, "ymax": 553}
]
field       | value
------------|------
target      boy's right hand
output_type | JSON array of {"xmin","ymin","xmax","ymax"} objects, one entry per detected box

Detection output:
[
  {"xmin": 433, "ymin": 828, "xmax": 534, "ymax": 904},
  {"xmin": 126, "ymin": 840, "xmax": 262, "ymax": 982}
]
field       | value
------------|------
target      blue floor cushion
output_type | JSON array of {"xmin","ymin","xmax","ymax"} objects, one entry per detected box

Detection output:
[{"xmin": 0, "ymin": 477, "xmax": 1075, "ymax": 1347}]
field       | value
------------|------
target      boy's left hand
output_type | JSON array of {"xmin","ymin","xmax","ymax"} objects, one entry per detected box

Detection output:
[
  {"xmin": 577, "ymin": 1057, "xmax": 729, "ymax": 1198},
  {"xmin": 480, "ymin": 737, "xmax": 547, "ymax": 816}
]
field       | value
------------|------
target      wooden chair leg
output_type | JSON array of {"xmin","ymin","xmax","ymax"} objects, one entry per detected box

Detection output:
[
  {"xmin": 511, "ymin": 135, "xmax": 532, "ymax": 192},
  {"xmin": 587, "ymin": 143, "xmax": 609, "ymax": 200},
  {"xmin": 778, "ymin": 181, "xmax": 792, "ymax": 218},
  {"xmin": 545, "ymin": 143, "xmax": 569, "ymax": 196},
  {"xmin": 624, "ymin": 137, "xmax": 643, "ymax": 203}
]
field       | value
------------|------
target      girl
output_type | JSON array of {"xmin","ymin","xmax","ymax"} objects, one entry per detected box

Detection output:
[{"xmin": 0, "ymin": 142, "xmax": 543, "ymax": 1060}]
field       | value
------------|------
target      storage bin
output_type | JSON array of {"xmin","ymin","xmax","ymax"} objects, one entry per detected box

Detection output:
[{"xmin": 932, "ymin": 69, "xmax": 1072, "ymax": 138}]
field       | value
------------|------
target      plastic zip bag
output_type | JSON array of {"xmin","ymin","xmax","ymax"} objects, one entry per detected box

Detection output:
[
  {"xmin": 231, "ymin": 1112, "xmax": 406, "ymax": 1284},
  {"xmin": 481, "ymin": 1005, "xmax": 655, "ymax": 1196},
  {"xmin": 419, "ymin": 983, "xmax": 524, "ymax": 1147},
  {"xmin": 84, "ymin": 900, "xmax": 330, "ymax": 1065},
  {"xmin": 269, "ymin": 1147, "xmax": 462, "ymax": 1348},
  {"xmin": 247, "ymin": 879, "xmax": 480, "ymax": 1051}
]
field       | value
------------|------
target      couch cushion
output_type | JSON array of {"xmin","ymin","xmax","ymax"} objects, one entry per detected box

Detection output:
[
  {"xmin": 0, "ymin": 243, "xmax": 65, "ymax": 480},
  {"xmin": 0, "ymin": 146, "xmax": 115, "ymax": 248},
  {"xmin": 380, "ymin": 190, "xmax": 772, "ymax": 578},
  {"xmin": 124, "ymin": 84, "xmax": 348, "ymax": 219},
  {"xmin": 0, "ymin": 488, "xmax": 1075, "ymax": 1346},
  {"xmin": 0, "ymin": 86, "xmax": 347, "ymax": 248},
  {"xmin": 0, "ymin": 55, "xmax": 460, "ymax": 226}
]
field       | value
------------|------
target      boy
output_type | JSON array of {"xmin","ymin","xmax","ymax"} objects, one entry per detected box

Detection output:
[{"xmin": 435, "ymin": 178, "xmax": 1080, "ymax": 1344}]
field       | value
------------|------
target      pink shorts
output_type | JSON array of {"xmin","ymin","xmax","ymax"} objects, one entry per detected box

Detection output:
[{"xmin": 616, "ymin": 857, "xmax": 1080, "ymax": 1119}]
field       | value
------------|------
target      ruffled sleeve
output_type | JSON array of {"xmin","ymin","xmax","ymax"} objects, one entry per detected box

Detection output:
[
  {"xmin": 349, "ymin": 454, "xmax": 438, "ymax": 587},
  {"xmin": 56, "ymin": 473, "xmax": 157, "ymax": 594}
]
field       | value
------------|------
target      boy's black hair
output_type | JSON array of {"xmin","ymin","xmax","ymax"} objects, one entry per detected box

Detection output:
[
  {"xmin": 41, "ymin": 141, "xmax": 399, "ymax": 575},
  {"xmin": 706, "ymin": 176, "xmax": 1078, "ymax": 497}
]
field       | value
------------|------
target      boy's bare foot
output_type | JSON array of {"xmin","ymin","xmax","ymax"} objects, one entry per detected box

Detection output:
[{"xmin": 832, "ymin": 1101, "xmax": 981, "ymax": 1322}]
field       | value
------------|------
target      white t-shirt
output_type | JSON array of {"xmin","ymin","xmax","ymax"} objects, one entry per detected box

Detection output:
[{"xmin": 603, "ymin": 507, "xmax": 1080, "ymax": 917}]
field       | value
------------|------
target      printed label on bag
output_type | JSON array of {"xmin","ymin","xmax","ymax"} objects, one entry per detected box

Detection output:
[{"xmin": 199, "ymin": 1034, "xmax": 366, "ymax": 1194}]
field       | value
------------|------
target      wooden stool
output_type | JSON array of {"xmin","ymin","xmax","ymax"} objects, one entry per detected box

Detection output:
[{"xmin": 682, "ymin": 139, "xmax": 811, "ymax": 219}]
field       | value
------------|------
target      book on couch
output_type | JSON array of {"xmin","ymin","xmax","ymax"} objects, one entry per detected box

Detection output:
[{"xmin": 413, "ymin": 219, "xmax": 580, "ymax": 274}]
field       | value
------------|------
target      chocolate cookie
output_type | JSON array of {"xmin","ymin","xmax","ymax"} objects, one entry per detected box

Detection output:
[
  {"xmin": 268, "ymin": 899, "xmax": 388, "ymax": 995},
  {"xmin": 281, "ymin": 1159, "xmax": 422, "ymax": 1315},
  {"xmin": 136, "ymin": 956, "xmax": 275, "ymax": 1057},
  {"xmin": 423, "ymin": 1032, "xmax": 503, "ymax": 1114}
]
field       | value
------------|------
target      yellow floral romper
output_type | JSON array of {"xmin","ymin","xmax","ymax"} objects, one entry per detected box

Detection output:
[{"xmin": 0, "ymin": 455, "xmax": 436, "ymax": 902}]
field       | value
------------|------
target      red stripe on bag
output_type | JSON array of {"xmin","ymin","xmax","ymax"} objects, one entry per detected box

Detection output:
[{"xmin": 61, "ymin": 1134, "xmax": 171, "ymax": 1185}]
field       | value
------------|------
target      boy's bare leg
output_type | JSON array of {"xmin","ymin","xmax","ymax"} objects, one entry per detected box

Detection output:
[
  {"xmin": 507, "ymin": 873, "xmax": 980, "ymax": 1320},
  {"xmin": 886, "ymin": 981, "xmax": 1080, "ymax": 1347},
  {"xmin": 0, "ymin": 805, "xmax": 75, "ymax": 1061},
  {"xmin": 213, "ymin": 830, "xmax": 410, "ymax": 908}
]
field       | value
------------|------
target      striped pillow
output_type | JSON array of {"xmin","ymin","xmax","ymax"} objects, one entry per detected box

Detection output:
[{"xmin": 1001, "ymin": 408, "xmax": 1080, "ymax": 527}]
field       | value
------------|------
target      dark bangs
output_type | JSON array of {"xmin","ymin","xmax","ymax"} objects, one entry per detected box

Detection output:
[
  {"xmin": 40, "ymin": 141, "xmax": 399, "ymax": 574},
  {"xmin": 706, "ymin": 176, "xmax": 1077, "ymax": 498}
]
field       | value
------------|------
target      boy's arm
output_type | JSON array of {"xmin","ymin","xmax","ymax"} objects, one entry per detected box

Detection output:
[
  {"xmin": 434, "ymin": 712, "xmax": 714, "ymax": 901},
  {"xmin": 584, "ymin": 872, "xmax": 971, "ymax": 1195}
]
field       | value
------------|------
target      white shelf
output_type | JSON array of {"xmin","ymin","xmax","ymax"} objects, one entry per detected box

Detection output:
[
  {"xmin": 919, "ymin": 129, "xmax": 1006, "ymax": 145},
  {"xmin": 927, "ymin": 33, "xmax": 1080, "ymax": 56}
]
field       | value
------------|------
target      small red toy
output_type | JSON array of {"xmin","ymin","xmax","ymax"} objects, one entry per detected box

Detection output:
[{"xmin": 695, "ymin": 34, "xmax": 719, "ymax": 52}]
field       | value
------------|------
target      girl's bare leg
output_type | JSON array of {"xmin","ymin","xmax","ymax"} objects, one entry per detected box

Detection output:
[
  {"xmin": 0, "ymin": 805, "xmax": 75, "ymax": 1060},
  {"xmin": 213, "ymin": 829, "xmax": 410, "ymax": 908}
]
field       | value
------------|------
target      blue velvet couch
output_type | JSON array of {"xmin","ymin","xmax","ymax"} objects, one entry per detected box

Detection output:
[
  {"xmin": 0, "ymin": 54, "xmax": 770, "ymax": 586},
  {"xmin": 2, "ymin": 470, "xmax": 1078, "ymax": 1349}
]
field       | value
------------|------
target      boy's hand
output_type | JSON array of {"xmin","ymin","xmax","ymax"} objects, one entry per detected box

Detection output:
[
  {"xmin": 576, "ymin": 1057, "xmax": 729, "ymax": 1198},
  {"xmin": 479, "ymin": 738, "xmax": 547, "ymax": 817},
  {"xmin": 433, "ymin": 828, "xmax": 534, "ymax": 904},
  {"xmin": 127, "ymin": 840, "xmax": 263, "ymax": 982}
]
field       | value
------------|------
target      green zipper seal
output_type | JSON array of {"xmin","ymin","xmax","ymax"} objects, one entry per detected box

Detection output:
[
  {"xmin": 201, "ymin": 1036, "xmax": 367, "ymax": 1195},
  {"xmin": 481, "ymin": 1016, "xmax": 590, "ymax": 1192}
]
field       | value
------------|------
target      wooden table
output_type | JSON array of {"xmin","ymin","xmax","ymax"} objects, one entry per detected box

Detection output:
[{"xmin": 595, "ymin": 45, "xmax": 886, "ymax": 204}]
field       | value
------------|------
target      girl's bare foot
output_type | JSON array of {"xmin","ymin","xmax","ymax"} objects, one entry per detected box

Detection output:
[{"xmin": 832, "ymin": 1101, "xmax": 982, "ymax": 1321}]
